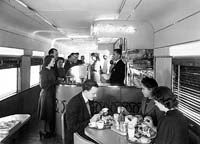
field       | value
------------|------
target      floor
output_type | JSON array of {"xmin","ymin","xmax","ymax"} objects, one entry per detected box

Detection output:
[{"xmin": 13, "ymin": 116, "xmax": 62, "ymax": 144}]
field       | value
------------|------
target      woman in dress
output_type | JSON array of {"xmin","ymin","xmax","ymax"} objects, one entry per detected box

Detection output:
[
  {"xmin": 37, "ymin": 55, "xmax": 57, "ymax": 139},
  {"xmin": 139, "ymin": 77, "xmax": 164, "ymax": 126},
  {"xmin": 90, "ymin": 53, "xmax": 101, "ymax": 83},
  {"xmin": 153, "ymin": 86, "xmax": 189, "ymax": 144}
]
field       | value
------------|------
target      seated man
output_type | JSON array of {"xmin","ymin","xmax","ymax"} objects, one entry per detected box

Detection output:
[{"xmin": 65, "ymin": 80, "xmax": 100, "ymax": 144}]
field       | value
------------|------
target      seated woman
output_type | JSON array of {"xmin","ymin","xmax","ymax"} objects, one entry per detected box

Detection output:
[
  {"xmin": 153, "ymin": 86, "xmax": 189, "ymax": 144},
  {"xmin": 139, "ymin": 77, "xmax": 164, "ymax": 126}
]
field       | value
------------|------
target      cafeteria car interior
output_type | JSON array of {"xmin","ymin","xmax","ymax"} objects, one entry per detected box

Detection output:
[{"xmin": 0, "ymin": 0, "xmax": 200, "ymax": 144}]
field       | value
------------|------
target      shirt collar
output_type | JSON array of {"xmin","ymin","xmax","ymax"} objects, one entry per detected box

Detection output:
[
  {"xmin": 82, "ymin": 92, "xmax": 89, "ymax": 103},
  {"xmin": 115, "ymin": 59, "xmax": 120, "ymax": 64}
]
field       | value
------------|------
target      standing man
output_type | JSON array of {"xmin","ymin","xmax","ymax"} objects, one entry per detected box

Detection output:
[
  {"xmin": 64, "ymin": 53, "xmax": 76, "ymax": 75},
  {"xmin": 65, "ymin": 80, "xmax": 99, "ymax": 144},
  {"xmin": 48, "ymin": 48, "xmax": 58, "ymax": 60},
  {"xmin": 109, "ymin": 49, "xmax": 125, "ymax": 86}
]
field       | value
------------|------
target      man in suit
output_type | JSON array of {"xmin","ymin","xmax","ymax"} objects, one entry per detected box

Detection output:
[
  {"xmin": 65, "ymin": 80, "xmax": 100, "ymax": 144},
  {"xmin": 109, "ymin": 49, "xmax": 125, "ymax": 86}
]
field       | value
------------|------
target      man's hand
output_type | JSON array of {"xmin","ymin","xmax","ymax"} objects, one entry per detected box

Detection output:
[{"xmin": 90, "ymin": 114, "xmax": 100, "ymax": 123}]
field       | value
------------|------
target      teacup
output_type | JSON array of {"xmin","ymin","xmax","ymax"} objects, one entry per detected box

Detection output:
[{"xmin": 96, "ymin": 121, "xmax": 104, "ymax": 129}]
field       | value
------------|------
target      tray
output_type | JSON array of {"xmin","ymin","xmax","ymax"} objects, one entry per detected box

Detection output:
[{"xmin": 110, "ymin": 126, "xmax": 127, "ymax": 136}]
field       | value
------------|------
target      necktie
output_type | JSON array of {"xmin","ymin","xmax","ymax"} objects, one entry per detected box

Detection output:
[{"xmin": 86, "ymin": 102, "xmax": 91, "ymax": 116}]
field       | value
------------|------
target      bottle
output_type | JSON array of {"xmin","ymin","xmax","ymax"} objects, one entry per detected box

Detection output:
[{"xmin": 118, "ymin": 107, "xmax": 125, "ymax": 122}]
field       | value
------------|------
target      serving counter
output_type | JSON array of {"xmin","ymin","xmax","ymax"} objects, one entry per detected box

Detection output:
[{"xmin": 55, "ymin": 84, "xmax": 143, "ymax": 137}]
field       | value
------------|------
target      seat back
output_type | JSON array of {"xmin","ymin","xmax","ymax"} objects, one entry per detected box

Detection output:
[{"xmin": 74, "ymin": 132, "xmax": 95, "ymax": 144}]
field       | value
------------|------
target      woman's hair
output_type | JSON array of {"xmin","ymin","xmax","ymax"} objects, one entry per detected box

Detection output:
[
  {"xmin": 82, "ymin": 79, "xmax": 98, "ymax": 91},
  {"xmin": 56, "ymin": 57, "xmax": 64, "ymax": 63},
  {"xmin": 43, "ymin": 55, "xmax": 54, "ymax": 67},
  {"xmin": 152, "ymin": 86, "xmax": 178, "ymax": 109},
  {"xmin": 141, "ymin": 77, "xmax": 158, "ymax": 89},
  {"xmin": 91, "ymin": 53, "xmax": 100, "ymax": 61}
]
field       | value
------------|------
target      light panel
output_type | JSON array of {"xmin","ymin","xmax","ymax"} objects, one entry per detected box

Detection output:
[
  {"xmin": 0, "ymin": 47, "xmax": 24, "ymax": 56},
  {"xmin": 169, "ymin": 41, "xmax": 200, "ymax": 56}
]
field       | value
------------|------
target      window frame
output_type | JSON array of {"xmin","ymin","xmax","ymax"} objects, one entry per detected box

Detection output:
[{"xmin": 172, "ymin": 57, "xmax": 200, "ymax": 135}]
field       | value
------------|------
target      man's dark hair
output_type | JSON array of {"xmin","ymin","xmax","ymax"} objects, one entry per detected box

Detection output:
[
  {"xmin": 114, "ymin": 49, "xmax": 122, "ymax": 56},
  {"xmin": 82, "ymin": 79, "xmax": 98, "ymax": 91},
  {"xmin": 48, "ymin": 48, "xmax": 57, "ymax": 55}
]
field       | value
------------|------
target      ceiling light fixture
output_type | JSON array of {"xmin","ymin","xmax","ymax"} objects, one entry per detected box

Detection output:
[
  {"xmin": 15, "ymin": 0, "xmax": 28, "ymax": 8},
  {"xmin": 93, "ymin": 24, "xmax": 135, "ymax": 34},
  {"xmin": 95, "ymin": 14, "xmax": 119, "ymax": 21},
  {"xmin": 97, "ymin": 37, "xmax": 119, "ymax": 44},
  {"xmin": 91, "ymin": 20, "xmax": 136, "ymax": 37},
  {"xmin": 67, "ymin": 35, "xmax": 91, "ymax": 39}
]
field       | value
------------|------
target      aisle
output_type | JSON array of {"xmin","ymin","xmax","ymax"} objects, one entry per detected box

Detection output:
[{"xmin": 15, "ymin": 114, "xmax": 62, "ymax": 144}]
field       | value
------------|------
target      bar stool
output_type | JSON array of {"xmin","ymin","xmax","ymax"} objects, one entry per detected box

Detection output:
[{"xmin": 74, "ymin": 132, "xmax": 95, "ymax": 144}]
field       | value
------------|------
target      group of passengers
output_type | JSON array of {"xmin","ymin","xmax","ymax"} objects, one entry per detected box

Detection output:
[
  {"xmin": 37, "ymin": 48, "xmax": 87, "ymax": 139},
  {"xmin": 37, "ymin": 48, "xmax": 189, "ymax": 144}
]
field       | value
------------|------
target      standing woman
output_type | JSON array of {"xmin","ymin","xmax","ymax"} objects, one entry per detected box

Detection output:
[
  {"xmin": 90, "ymin": 53, "xmax": 101, "ymax": 83},
  {"xmin": 37, "ymin": 55, "xmax": 57, "ymax": 139},
  {"xmin": 139, "ymin": 77, "xmax": 164, "ymax": 126}
]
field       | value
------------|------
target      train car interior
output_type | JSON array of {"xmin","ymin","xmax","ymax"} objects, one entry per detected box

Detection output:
[{"xmin": 0, "ymin": 0, "xmax": 200, "ymax": 144}]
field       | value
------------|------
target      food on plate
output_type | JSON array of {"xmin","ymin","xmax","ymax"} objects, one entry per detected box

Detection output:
[
  {"xmin": 140, "ymin": 136, "xmax": 151, "ymax": 143},
  {"xmin": 127, "ymin": 115, "xmax": 157, "ymax": 143},
  {"xmin": 99, "ymin": 107, "xmax": 109, "ymax": 116},
  {"xmin": 89, "ymin": 108, "xmax": 113, "ymax": 129},
  {"xmin": 134, "ymin": 115, "xmax": 143, "ymax": 124},
  {"xmin": 143, "ymin": 116, "xmax": 153, "ymax": 127}
]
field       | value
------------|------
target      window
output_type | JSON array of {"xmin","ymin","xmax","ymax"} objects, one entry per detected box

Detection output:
[
  {"xmin": 0, "ymin": 68, "xmax": 17, "ymax": 100},
  {"xmin": 30, "ymin": 65, "xmax": 41, "ymax": 87},
  {"xmin": 173, "ymin": 60, "xmax": 200, "ymax": 128},
  {"xmin": 30, "ymin": 57, "xmax": 43, "ymax": 87}
]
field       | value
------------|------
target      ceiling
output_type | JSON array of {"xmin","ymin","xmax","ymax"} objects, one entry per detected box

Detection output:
[{"xmin": 1, "ymin": 0, "xmax": 200, "ymax": 44}]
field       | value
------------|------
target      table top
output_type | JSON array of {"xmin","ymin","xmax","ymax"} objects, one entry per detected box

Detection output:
[
  {"xmin": 85, "ymin": 127, "xmax": 132, "ymax": 144},
  {"xmin": 0, "ymin": 114, "xmax": 31, "ymax": 142}
]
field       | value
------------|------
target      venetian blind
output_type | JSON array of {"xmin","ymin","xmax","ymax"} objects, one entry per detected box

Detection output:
[{"xmin": 173, "ymin": 64, "xmax": 200, "ymax": 126}]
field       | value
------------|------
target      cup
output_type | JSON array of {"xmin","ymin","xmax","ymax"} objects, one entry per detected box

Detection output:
[
  {"xmin": 127, "ymin": 124, "xmax": 135, "ymax": 139},
  {"xmin": 96, "ymin": 121, "xmax": 104, "ymax": 129},
  {"xmin": 113, "ymin": 113, "xmax": 119, "ymax": 121}
]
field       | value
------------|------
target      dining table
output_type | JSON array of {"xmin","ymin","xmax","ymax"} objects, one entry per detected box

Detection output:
[{"xmin": 85, "ymin": 126, "xmax": 135, "ymax": 144}]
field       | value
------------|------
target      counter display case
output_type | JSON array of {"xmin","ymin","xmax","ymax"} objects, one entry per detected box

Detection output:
[{"xmin": 125, "ymin": 49, "xmax": 154, "ymax": 87}]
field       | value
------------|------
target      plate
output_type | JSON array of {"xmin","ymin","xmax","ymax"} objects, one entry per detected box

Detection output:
[
  {"xmin": 127, "ymin": 136, "xmax": 151, "ymax": 144},
  {"xmin": 88, "ymin": 123, "xmax": 111, "ymax": 130}
]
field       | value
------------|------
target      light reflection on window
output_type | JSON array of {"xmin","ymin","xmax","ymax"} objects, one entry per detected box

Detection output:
[
  {"xmin": 30, "ymin": 65, "xmax": 41, "ymax": 87},
  {"xmin": 0, "ymin": 68, "xmax": 17, "ymax": 99}
]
